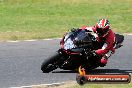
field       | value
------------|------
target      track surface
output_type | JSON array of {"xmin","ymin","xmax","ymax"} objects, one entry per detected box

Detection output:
[{"xmin": 0, "ymin": 35, "xmax": 132, "ymax": 88}]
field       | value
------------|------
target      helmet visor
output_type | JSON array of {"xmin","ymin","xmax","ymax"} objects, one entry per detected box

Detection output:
[{"xmin": 96, "ymin": 28, "xmax": 109, "ymax": 37}]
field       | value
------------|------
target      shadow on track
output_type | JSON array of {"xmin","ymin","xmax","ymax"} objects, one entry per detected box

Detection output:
[
  {"xmin": 52, "ymin": 69, "xmax": 132, "ymax": 74},
  {"xmin": 52, "ymin": 70, "xmax": 77, "ymax": 73}
]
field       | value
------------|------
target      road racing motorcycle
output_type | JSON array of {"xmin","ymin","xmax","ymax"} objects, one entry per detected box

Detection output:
[{"xmin": 41, "ymin": 29, "xmax": 124, "ymax": 73}]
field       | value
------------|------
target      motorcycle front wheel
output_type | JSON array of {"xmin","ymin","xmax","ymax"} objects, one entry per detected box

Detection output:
[{"xmin": 41, "ymin": 52, "xmax": 61, "ymax": 73}]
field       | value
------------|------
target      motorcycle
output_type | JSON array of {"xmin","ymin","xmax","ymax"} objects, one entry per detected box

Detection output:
[{"xmin": 41, "ymin": 29, "xmax": 124, "ymax": 73}]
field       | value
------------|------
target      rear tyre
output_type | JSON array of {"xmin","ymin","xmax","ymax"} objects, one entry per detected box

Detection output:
[{"xmin": 41, "ymin": 52, "xmax": 61, "ymax": 73}]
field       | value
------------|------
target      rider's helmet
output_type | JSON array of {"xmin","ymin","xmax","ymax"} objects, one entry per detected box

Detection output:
[{"xmin": 95, "ymin": 19, "xmax": 110, "ymax": 37}]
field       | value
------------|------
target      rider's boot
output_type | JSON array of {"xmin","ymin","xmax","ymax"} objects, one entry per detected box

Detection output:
[{"xmin": 100, "ymin": 55, "xmax": 108, "ymax": 67}]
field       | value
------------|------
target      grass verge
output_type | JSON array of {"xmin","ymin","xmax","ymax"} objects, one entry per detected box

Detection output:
[
  {"xmin": 70, "ymin": 83, "xmax": 132, "ymax": 88},
  {"xmin": 27, "ymin": 81, "xmax": 132, "ymax": 88},
  {"xmin": 0, "ymin": 0, "xmax": 132, "ymax": 40}
]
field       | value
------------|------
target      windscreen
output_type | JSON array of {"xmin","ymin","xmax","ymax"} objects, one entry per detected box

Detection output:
[{"xmin": 63, "ymin": 30, "xmax": 87, "ymax": 50}]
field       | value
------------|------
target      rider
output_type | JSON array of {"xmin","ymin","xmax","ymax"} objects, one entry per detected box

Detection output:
[{"xmin": 80, "ymin": 18, "xmax": 116, "ymax": 66}]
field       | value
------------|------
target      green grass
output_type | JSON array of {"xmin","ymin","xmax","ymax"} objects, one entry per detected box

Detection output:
[
  {"xmin": 69, "ymin": 83, "xmax": 132, "ymax": 88},
  {"xmin": 0, "ymin": 0, "xmax": 132, "ymax": 40}
]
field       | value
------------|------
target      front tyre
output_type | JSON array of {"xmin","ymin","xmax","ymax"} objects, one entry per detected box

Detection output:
[{"xmin": 41, "ymin": 52, "xmax": 61, "ymax": 73}]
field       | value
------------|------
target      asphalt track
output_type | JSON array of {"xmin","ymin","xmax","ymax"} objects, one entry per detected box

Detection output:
[{"xmin": 0, "ymin": 35, "xmax": 132, "ymax": 88}]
